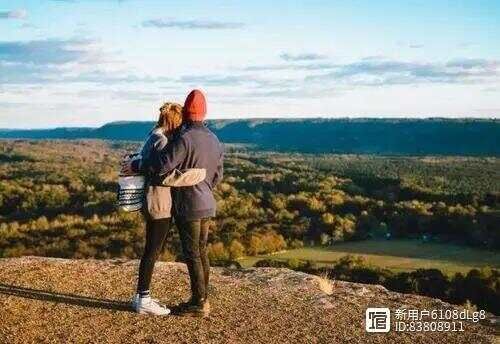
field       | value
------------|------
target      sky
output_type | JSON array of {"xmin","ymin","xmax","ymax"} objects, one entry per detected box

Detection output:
[{"xmin": 0, "ymin": 0, "xmax": 499, "ymax": 128}]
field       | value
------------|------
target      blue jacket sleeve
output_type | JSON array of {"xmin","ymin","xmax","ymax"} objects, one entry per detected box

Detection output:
[
  {"xmin": 143, "ymin": 136, "xmax": 188, "ymax": 176},
  {"xmin": 211, "ymin": 143, "xmax": 224, "ymax": 187},
  {"xmin": 130, "ymin": 132, "xmax": 169, "ymax": 174}
]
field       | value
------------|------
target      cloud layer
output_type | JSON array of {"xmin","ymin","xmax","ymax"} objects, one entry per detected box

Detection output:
[
  {"xmin": 307, "ymin": 58, "xmax": 500, "ymax": 86},
  {"xmin": 0, "ymin": 38, "xmax": 100, "ymax": 65},
  {"xmin": 280, "ymin": 53, "xmax": 327, "ymax": 61},
  {"xmin": 0, "ymin": 9, "xmax": 27, "ymax": 19},
  {"xmin": 0, "ymin": 38, "xmax": 116, "ymax": 85},
  {"xmin": 2, "ymin": 37, "xmax": 499, "ymax": 96},
  {"xmin": 1, "ymin": 33, "xmax": 499, "ymax": 109},
  {"xmin": 141, "ymin": 18, "xmax": 244, "ymax": 30}
]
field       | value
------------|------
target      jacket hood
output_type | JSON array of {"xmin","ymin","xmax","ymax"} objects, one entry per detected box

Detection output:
[{"xmin": 183, "ymin": 89, "xmax": 207, "ymax": 122}]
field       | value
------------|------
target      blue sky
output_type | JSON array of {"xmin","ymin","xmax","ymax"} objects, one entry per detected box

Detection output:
[{"xmin": 1, "ymin": 0, "xmax": 499, "ymax": 128}]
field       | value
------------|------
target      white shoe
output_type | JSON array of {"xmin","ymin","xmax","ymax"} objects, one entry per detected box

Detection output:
[
  {"xmin": 132, "ymin": 294, "xmax": 170, "ymax": 316},
  {"xmin": 132, "ymin": 293, "xmax": 160, "ymax": 305}
]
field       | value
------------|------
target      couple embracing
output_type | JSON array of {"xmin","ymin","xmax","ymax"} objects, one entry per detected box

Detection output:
[{"xmin": 120, "ymin": 89, "xmax": 224, "ymax": 317}]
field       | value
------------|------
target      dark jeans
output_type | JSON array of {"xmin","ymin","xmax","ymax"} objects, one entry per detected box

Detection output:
[
  {"xmin": 137, "ymin": 217, "xmax": 171, "ymax": 293},
  {"xmin": 177, "ymin": 218, "xmax": 210, "ymax": 305}
]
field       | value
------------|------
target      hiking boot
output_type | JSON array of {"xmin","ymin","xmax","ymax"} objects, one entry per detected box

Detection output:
[
  {"xmin": 180, "ymin": 300, "xmax": 210, "ymax": 318},
  {"xmin": 132, "ymin": 294, "xmax": 170, "ymax": 316},
  {"xmin": 174, "ymin": 298, "xmax": 193, "ymax": 315}
]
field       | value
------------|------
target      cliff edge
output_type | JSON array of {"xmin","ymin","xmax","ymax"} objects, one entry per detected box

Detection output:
[{"xmin": 0, "ymin": 257, "xmax": 496, "ymax": 343}]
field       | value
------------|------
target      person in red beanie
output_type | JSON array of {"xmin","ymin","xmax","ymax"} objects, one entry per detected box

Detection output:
[
  {"xmin": 130, "ymin": 89, "xmax": 224, "ymax": 317},
  {"xmin": 182, "ymin": 89, "xmax": 207, "ymax": 122}
]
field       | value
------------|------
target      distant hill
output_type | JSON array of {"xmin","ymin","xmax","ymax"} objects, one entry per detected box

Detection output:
[{"xmin": 1, "ymin": 118, "xmax": 499, "ymax": 156}]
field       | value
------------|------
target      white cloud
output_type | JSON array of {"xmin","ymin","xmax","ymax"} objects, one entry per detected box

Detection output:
[
  {"xmin": 280, "ymin": 53, "xmax": 327, "ymax": 62},
  {"xmin": 141, "ymin": 18, "xmax": 244, "ymax": 30},
  {"xmin": 0, "ymin": 9, "xmax": 27, "ymax": 20}
]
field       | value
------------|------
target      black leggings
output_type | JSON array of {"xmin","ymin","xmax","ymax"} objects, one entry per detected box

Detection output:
[{"xmin": 137, "ymin": 217, "xmax": 171, "ymax": 293}]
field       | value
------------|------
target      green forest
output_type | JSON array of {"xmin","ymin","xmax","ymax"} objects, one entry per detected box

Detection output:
[{"xmin": 0, "ymin": 139, "xmax": 498, "ymax": 313}]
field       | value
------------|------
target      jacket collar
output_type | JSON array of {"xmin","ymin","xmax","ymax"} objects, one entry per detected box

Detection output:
[{"xmin": 186, "ymin": 120, "xmax": 205, "ymax": 128}]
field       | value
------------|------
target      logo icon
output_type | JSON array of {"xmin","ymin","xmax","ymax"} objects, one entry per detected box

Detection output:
[{"xmin": 366, "ymin": 308, "xmax": 391, "ymax": 332}]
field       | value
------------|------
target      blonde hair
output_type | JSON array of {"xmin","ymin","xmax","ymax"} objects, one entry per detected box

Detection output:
[{"xmin": 156, "ymin": 102, "xmax": 183, "ymax": 133}]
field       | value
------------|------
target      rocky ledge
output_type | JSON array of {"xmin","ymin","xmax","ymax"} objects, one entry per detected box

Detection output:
[{"xmin": 0, "ymin": 257, "xmax": 497, "ymax": 343}]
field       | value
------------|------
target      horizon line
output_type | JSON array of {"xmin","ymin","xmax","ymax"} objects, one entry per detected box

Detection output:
[{"xmin": 0, "ymin": 116, "xmax": 499, "ymax": 131}]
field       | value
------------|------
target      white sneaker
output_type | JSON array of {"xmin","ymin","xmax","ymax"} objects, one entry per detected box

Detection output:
[
  {"xmin": 132, "ymin": 294, "xmax": 170, "ymax": 316},
  {"xmin": 132, "ymin": 293, "xmax": 160, "ymax": 306}
]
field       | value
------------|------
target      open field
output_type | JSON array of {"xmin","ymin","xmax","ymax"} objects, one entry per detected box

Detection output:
[{"xmin": 238, "ymin": 240, "xmax": 500, "ymax": 274}]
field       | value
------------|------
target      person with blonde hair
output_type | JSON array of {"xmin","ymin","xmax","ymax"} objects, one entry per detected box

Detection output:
[{"xmin": 121, "ymin": 102, "xmax": 205, "ymax": 315}]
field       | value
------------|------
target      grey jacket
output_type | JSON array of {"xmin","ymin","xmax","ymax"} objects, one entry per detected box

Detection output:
[
  {"xmin": 140, "ymin": 128, "xmax": 172, "ymax": 219},
  {"xmin": 139, "ymin": 121, "xmax": 224, "ymax": 220},
  {"xmin": 140, "ymin": 128, "xmax": 169, "ymax": 166}
]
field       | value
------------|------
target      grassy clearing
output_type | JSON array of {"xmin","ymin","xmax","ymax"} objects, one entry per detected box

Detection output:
[{"xmin": 238, "ymin": 240, "xmax": 500, "ymax": 274}]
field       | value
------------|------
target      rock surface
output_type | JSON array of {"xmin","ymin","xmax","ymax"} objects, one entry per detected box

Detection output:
[{"xmin": 0, "ymin": 257, "xmax": 497, "ymax": 344}]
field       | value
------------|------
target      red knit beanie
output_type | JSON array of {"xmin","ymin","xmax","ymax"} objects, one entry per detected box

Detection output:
[{"xmin": 183, "ymin": 89, "xmax": 207, "ymax": 121}]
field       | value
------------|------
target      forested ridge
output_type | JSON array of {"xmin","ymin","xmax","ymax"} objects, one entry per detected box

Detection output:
[{"xmin": 1, "ymin": 118, "xmax": 499, "ymax": 156}]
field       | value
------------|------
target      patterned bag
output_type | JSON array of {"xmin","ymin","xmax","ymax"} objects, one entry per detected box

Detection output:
[{"xmin": 117, "ymin": 174, "xmax": 146, "ymax": 212}]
